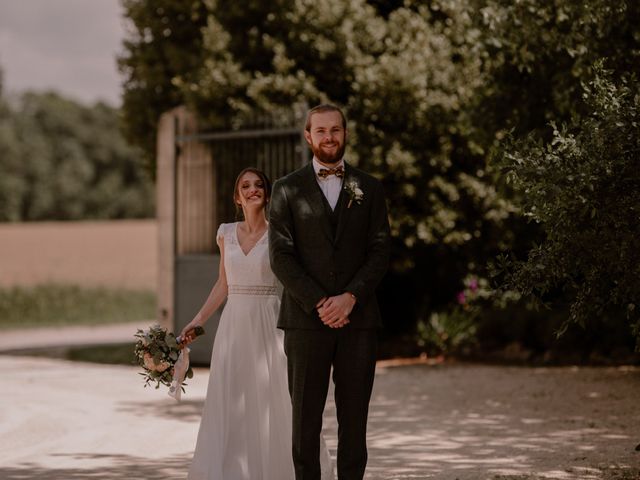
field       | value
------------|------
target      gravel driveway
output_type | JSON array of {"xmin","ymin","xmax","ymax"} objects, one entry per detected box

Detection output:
[{"xmin": 1, "ymin": 353, "xmax": 639, "ymax": 480}]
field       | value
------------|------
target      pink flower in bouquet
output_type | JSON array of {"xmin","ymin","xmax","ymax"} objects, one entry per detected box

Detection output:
[
  {"xmin": 456, "ymin": 291, "xmax": 466, "ymax": 305},
  {"xmin": 156, "ymin": 361, "xmax": 171, "ymax": 373},
  {"xmin": 143, "ymin": 352, "xmax": 170, "ymax": 373},
  {"xmin": 468, "ymin": 278, "xmax": 479, "ymax": 292}
]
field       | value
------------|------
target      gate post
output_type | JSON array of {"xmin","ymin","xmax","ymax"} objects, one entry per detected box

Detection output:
[
  {"xmin": 156, "ymin": 108, "xmax": 178, "ymax": 332},
  {"xmin": 157, "ymin": 107, "xmax": 220, "ymax": 363}
]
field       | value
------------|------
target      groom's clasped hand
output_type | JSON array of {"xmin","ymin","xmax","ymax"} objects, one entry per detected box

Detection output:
[{"xmin": 316, "ymin": 292, "xmax": 356, "ymax": 328}]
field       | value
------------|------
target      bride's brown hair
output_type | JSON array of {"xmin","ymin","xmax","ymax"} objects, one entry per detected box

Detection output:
[{"xmin": 233, "ymin": 167, "xmax": 272, "ymax": 219}]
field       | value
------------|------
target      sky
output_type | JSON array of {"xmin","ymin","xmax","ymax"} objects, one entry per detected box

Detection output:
[{"xmin": 0, "ymin": 0, "xmax": 125, "ymax": 106}]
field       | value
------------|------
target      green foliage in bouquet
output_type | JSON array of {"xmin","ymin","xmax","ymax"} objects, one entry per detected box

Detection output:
[{"xmin": 134, "ymin": 324, "xmax": 204, "ymax": 389}]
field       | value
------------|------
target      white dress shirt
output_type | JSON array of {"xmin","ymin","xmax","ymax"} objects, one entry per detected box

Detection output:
[{"xmin": 312, "ymin": 157, "xmax": 344, "ymax": 210}]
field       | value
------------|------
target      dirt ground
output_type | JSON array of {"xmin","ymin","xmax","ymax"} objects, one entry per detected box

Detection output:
[
  {"xmin": 0, "ymin": 220, "xmax": 156, "ymax": 289},
  {"xmin": 1, "ymin": 354, "xmax": 638, "ymax": 480}
]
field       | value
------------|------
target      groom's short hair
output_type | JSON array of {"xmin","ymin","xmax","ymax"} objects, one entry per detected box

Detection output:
[{"xmin": 305, "ymin": 104, "xmax": 347, "ymax": 132}]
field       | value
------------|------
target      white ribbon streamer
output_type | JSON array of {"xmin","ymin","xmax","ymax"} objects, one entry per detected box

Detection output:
[{"xmin": 168, "ymin": 346, "xmax": 190, "ymax": 401}]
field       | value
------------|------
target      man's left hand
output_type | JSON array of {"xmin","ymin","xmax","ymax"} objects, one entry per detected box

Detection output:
[{"xmin": 318, "ymin": 293, "xmax": 356, "ymax": 327}]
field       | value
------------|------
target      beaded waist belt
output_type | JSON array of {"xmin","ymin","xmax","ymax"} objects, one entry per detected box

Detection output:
[{"xmin": 228, "ymin": 285, "xmax": 278, "ymax": 296}]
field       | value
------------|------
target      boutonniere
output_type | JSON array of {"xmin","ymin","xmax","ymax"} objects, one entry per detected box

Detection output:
[{"xmin": 344, "ymin": 178, "xmax": 364, "ymax": 208}]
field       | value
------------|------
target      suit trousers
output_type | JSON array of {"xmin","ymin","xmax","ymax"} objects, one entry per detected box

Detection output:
[{"xmin": 284, "ymin": 326, "xmax": 377, "ymax": 480}]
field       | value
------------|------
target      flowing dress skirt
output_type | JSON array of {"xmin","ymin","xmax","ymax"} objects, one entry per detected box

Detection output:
[{"xmin": 188, "ymin": 293, "xmax": 295, "ymax": 480}]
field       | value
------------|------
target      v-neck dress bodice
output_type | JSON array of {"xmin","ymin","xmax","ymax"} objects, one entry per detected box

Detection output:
[{"xmin": 220, "ymin": 222, "xmax": 278, "ymax": 295}]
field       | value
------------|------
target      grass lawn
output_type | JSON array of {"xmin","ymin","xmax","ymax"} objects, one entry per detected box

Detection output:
[
  {"xmin": 16, "ymin": 342, "xmax": 139, "ymax": 366},
  {"xmin": 66, "ymin": 343, "xmax": 138, "ymax": 365},
  {"xmin": 0, "ymin": 284, "xmax": 155, "ymax": 330}
]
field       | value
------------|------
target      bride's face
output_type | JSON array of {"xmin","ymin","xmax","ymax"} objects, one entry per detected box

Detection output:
[{"xmin": 235, "ymin": 172, "xmax": 267, "ymax": 211}]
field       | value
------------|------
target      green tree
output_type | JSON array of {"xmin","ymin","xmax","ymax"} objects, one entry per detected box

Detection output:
[
  {"xmin": 494, "ymin": 66, "xmax": 640, "ymax": 344},
  {"xmin": 473, "ymin": 0, "xmax": 639, "ymax": 138},
  {"xmin": 0, "ymin": 70, "xmax": 27, "ymax": 221},
  {"xmin": 118, "ymin": 0, "xmax": 640, "ymax": 350},
  {"xmin": 0, "ymin": 91, "xmax": 154, "ymax": 221},
  {"xmin": 120, "ymin": 0, "xmax": 518, "ymax": 332},
  {"xmin": 477, "ymin": 1, "xmax": 640, "ymax": 345},
  {"xmin": 118, "ymin": 0, "xmax": 210, "ymax": 173}
]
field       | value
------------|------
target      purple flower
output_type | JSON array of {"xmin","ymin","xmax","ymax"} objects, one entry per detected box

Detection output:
[
  {"xmin": 469, "ymin": 278, "xmax": 479, "ymax": 292},
  {"xmin": 456, "ymin": 291, "xmax": 466, "ymax": 305}
]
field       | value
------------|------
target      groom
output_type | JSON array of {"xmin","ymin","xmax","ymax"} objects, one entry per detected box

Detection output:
[{"xmin": 269, "ymin": 104, "xmax": 391, "ymax": 480}]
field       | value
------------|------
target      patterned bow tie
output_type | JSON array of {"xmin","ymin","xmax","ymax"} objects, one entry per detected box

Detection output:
[{"xmin": 317, "ymin": 166, "xmax": 344, "ymax": 179}]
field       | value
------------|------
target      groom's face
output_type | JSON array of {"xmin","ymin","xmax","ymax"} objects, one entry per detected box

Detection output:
[{"xmin": 304, "ymin": 111, "xmax": 346, "ymax": 166}]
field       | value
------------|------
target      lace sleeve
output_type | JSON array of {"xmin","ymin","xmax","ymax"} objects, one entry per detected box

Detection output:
[{"xmin": 216, "ymin": 223, "xmax": 226, "ymax": 248}]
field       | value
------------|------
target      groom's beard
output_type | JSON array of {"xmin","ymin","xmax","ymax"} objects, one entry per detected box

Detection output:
[{"xmin": 309, "ymin": 139, "xmax": 346, "ymax": 165}]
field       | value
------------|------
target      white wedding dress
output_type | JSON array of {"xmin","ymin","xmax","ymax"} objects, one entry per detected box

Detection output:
[{"xmin": 188, "ymin": 222, "xmax": 334, "ymax": 480}]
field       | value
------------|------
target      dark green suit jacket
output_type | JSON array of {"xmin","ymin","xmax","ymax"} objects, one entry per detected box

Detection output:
[{"xmin": 269, "ymin": 162, "xmax": 391, "ymax": 329}]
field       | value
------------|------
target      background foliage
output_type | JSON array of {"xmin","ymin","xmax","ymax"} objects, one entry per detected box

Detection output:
[
  {"xmin": 0, "ymin": 284, "xmax": 155, "ymax": 330},
  {"xmin": 0, "ymin": 89, "xmax": 154, "ymax": 221},
  {"xmin": 494, "ymin": 65, "xmax": 640, "ymax": 346},
  {"xmin": 114, "ymin": 0, "xmax": 639, "ymax": 359}
]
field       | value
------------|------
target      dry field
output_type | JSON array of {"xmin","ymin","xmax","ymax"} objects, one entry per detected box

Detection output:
[{"xmin": 0, "ymin": 220, "xmax": 156, "ymax": 290}]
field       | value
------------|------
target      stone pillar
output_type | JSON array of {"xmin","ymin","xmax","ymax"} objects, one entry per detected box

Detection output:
[
  {"xmin": 156, "ymin": 108, "xmax": 178, "ymax": 331},
  {"xmin": 174, "ymin": 107, "xmax": 215, "ymax": 255}
]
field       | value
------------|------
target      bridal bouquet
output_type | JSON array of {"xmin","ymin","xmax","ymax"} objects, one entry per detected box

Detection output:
[{"xmin": 134, "ymin": 324, "xmax": 204, "ymax": 399}]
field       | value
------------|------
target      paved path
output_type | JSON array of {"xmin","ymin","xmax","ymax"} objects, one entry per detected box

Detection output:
[
  {"xmin": 1, "ymin": 326, "xmax": 639, "ymax": 479},
  {"xmin": 0, "ymin": 321, "xmax": 148, "ymax": 352}
]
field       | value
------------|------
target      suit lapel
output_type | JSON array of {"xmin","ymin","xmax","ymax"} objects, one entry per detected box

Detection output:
[
  {"xmin": 300, "ymin": 164, "xmax": 334, "ymax": 242},
  {"xmin": 335, "ymin": 162, "xmax": 356, "ymax": 244}
]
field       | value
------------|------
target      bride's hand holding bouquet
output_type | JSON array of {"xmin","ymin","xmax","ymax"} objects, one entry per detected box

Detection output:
[{"xmin": 179, "ymin": 320, "xmax": 206, "ymax": 347}]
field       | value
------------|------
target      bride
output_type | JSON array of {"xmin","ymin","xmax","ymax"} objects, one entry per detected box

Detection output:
[{"xmin": 180, "ymin": 167, "xmax": 334, "ymax": 480}]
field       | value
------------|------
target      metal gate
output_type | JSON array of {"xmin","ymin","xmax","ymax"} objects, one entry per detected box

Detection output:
[{"xmin": 156, "ymin": 106, "xmax": 308, "ymax": 363}]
